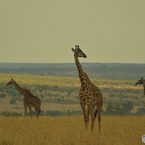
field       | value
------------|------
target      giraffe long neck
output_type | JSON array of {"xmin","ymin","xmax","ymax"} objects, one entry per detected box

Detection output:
[
  {"xmin": 74, "ymin": 55, "xmax": 86, "ymax": 86},
  {"xmin": 13, "ymin": 81, "xmax": 26, "ymax": 96},
  {"xmin": 143, "ymin": 81, "xmax": 145, "ymax": 96}
]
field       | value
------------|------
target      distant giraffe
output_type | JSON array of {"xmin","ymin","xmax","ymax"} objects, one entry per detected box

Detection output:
[
  {"xmin": 135, "ymin": 77, "xmax": 145, "ymax": 107},
  {"xmin": 7, "ymin": 79, "xmax": 41, "ymax": 119},
  {"xmin": 71, "ymin": 45, "xmax": 103, "ymax": 132}
]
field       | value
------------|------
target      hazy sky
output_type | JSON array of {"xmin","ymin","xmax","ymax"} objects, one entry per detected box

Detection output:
[{"xmin": 0, "ymin": 0, "xmax": 145, "ymax": 63}]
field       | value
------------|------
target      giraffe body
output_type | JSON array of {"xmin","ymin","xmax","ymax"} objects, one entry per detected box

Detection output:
[
  {"xmin": 79, "ymin": 72, "xmax": 103, "ymax": 105},
  {"xmin": 72, "ymin": 45, "xmax": 103, "ymax": 132},
  {"xmin": 135, "ymin": 77, "xmax": 145, "ymax": 107},
  {"xmin": 7, "ymin": 79, "xmax": 41, "ymax": 119}
]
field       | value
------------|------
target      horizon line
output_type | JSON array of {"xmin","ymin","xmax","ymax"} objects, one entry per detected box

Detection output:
[{"xmin": 0, "ymin": 62, "xmax": 145, "ymax": 64}]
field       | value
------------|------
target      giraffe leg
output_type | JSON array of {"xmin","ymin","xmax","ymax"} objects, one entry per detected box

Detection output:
[
  {"xmin": 34, "ymin": 107, "xmax": 39, "ymax": 119},
  {"xmin": 29, "ymin": 106, "xmax": 32, "ymax": 119},
  {"xmin": 24, "ymin": 105, "xmax": 27, "ymax": 117},
  {"xmin": 90, "ymin": 105, "xmax": 95, "ymax": 131},
  {"xmin": 85, "ymin": 104, "xmax": 91, "ymax": 131},
  {"xmin": 80, "ymin": 101, "xmax": 87, "ymax": 130},
  {"xmin": 97, "ymin": 104, "xmax": 102, "ymax": 132},
  {"xmin": 98, "ymin": 111, "xmax": 101, "ymax": 132},
  {"xmin": 82, "ymin": 105, "xmax": 87, "ymax": 129}
]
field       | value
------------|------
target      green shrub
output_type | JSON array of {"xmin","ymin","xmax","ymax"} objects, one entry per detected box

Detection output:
[
  {"xmin": 0, "ymin": 94, "xmax": 6, "ymax": 98},
  {"xmin": 1, "ymin": 111, "xmax": 22, "ymax": 116},
  {"xmin": 10, "ymin": 98, "xmax": 16, "ymax": 104}
]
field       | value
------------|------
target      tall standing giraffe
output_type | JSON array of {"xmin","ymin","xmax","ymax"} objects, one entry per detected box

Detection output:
[
  {"xmin": 7, "ymin": 79, "xmax": 41, "ymax": 119},
  {"xmin": 71, "ymin": 45, "xmax": 103, "ymax": 132},
  {"xmin": 135, "ymin": 77, "xmax": 145, "ymax": 107}
]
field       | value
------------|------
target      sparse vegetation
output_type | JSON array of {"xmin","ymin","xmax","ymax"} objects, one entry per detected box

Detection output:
[
  {"xmin": 0, "ymin": 73, "xmax": 144, "ymax": 115},
  {"xmin": 9, "ymin": 98, "xmax": 17, "ymax": 104},
  {"xmin": 1, "ymin": 111, "xmax": 22, "ymax": 116},
  {"xmin": 0, "ymin": 94, "xmax": 6, "ymax": 98}
]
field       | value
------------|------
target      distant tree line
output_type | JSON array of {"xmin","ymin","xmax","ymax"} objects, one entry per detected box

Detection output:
[
  {"xmin": 0, "ymin": 62, "xmax": 144, "ymax": 69},
  {"xmin": 1, "ymin": 101, "xmax": 145, "ymax": 117},
  {"xmin": 0, "ymin": 64, "xmax": 145, "ymax": 80}
]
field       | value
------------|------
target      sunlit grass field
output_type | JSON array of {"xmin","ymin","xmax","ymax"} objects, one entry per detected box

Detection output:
[
  {"xmin": 0, "ymin": 73, "xmax": 138, "ymax": 88},
  {"xmin": 0, "ymin": 115, "xmax": 145, "ymax": 145}
]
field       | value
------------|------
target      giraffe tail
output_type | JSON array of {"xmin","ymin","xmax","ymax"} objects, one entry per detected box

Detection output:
[
  {"xmin": 95, "ymin": 109, "xmax": 98, "ymax": 118},
  {"xmin": 38, "ymin": 109, "xmax": 41, "ymax": 116}
]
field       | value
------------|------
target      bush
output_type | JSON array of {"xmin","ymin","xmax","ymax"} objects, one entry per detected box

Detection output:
[
  {"xmin": 113, "ymin": 104, "xmax": 125, "ymax": 116},
  {"xmin": 109, "ymin": 93, "xmax": 115, "ymax": 98},
  {"xmin": 10, "ymin": 98, "xmax": 17, "ymax": 104},
  {"xmin": 134, "ymin": 107, "xmax": 145, "ymax": 115},
  {"xmin": 26, "ymin": 110, "xmax": 44, "ymax": 116},
  {"xmin": 45, "ymin": 110, "xmax": 83, "ymax": 116},
  {"xmin": 122, "ymin": 101, "xmax": 134, "ymax": 113},
  {"xmin": 41, "ymin": 94, "xmax": 44, "ymax": 98},
  {"xmin": 0, "ymin": 111, "xmax": 22, "ymax": 116},
  {"xmin": 105, "ymin": 102, "xmax": 114, "ymax": 115},
  {"xmin": 39, "ymin": 88, "xmax": 43, "ymax": 93},
  {"xmin": 47, "ymin": 93, "xmax": 52, "ymax": 97},
  {"xmin": 39, "ymin": 110, "xmax": 44, "ymax": 116},
  {"xmin": 6, "ymin": 90, "xmax": 21, "ymax": 97},
  {"xmin": 27, "ymin": 110, "xmax": 36, "ymax": 115},
  {"xmin": 45, "ymin": 110, "xmax": 63, "ymax": 116},
  {"xmin": 0, "ymin": 94, "xmax": 6, "ymax": 98},
  {"xmin": 105, "ymin": 102, "xmax": 129, "ymax": 116}
]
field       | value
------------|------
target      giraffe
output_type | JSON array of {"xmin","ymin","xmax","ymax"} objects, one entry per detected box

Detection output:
[
  {"xmin": 7, "ymin": 79, "xmax": 41, "ymax": 119},
  {"xmin": 135, "ymin": 77, "xmax": 145, "ymax": 107},
  {"xmin": 71, "ymin": 45, "xmax": 103, "ymax": 132}
]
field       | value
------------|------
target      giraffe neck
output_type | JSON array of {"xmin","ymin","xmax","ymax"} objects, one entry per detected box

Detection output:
[
  {"xmin": 143, "ymin": 81, "xmax": 145, "ymax": 96},
  {"xmin": 74, "ymin": 55, "xmax": 87, "ymax": 86},
  {"xmin": 13, "ymin": 81, "xmax": 26, "ymax": 96}
]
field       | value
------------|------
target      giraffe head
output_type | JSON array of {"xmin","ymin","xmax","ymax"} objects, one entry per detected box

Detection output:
[
  {"xmin": 135, "ymin": 77, "xmax": 144, "ymax": 85},
  {"xmin": 71, "ymin": 45, "xmax": 87, "ymax": 58},
  {"xmin": 7, "ymin": 79, "xmax": 15, "ymax": 86}
]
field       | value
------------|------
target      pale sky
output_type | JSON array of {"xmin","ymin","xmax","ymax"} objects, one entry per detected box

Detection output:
[{"xmin": 0, "ymin": 0, "xmax": 145, "ymax": 63}]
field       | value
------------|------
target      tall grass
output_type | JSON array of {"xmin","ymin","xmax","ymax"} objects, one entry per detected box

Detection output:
[{"xmin": 0, "ymin": 115, "xmax": 145, "ymax": 145}]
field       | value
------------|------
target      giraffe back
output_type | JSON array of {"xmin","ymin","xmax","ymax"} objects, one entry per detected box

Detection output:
[{"xmin": 23, "ymin": 90, "xmax": 41, "ymax": 108}]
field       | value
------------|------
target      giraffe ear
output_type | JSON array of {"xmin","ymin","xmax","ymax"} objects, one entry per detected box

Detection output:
[{"xmin": 71, "ymin": 48, "xmax": 75, "ymax": 52}]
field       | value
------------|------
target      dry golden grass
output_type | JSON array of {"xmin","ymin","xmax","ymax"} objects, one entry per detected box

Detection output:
[{"xmin": 0, "ymin": 116, "xmax": 145, "ymax": 145}]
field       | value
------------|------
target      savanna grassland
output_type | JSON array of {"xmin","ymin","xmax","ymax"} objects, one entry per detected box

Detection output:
[
  {"xmin": 0, "ymin": 73, "xmax": 144, "ymax": 114},
  {"xmin": 0, "ymin": 116, "xmax": 145, "ymax": 145},
  {"xmin": 0, "ymin": 73, "xmax": 145, "ymax": 144}
]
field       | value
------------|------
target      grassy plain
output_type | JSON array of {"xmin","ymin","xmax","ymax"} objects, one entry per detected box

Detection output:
[
  {"xmin": 0, "ymin": 72, "xmax": 138, "ymax": 87},
  {"xmin": 0, "ymin": 115, "xmax": 145, "ymax": 145},
  {"xmin": 0, "ymin": 73, "xmax": 144, "ymax": 114}
]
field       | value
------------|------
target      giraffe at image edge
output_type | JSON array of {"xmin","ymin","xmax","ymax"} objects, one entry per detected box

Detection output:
[
  {"xmin": 135, "ymin": 77, "xmax": 145, "ymax": 107},
  {"xmin": 7, "ymin": 79, "xmax": 41, "ymax": 119},
  {"xmin": 71, "ymin": 45, "xmax": 103, "ymax": 132}
]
